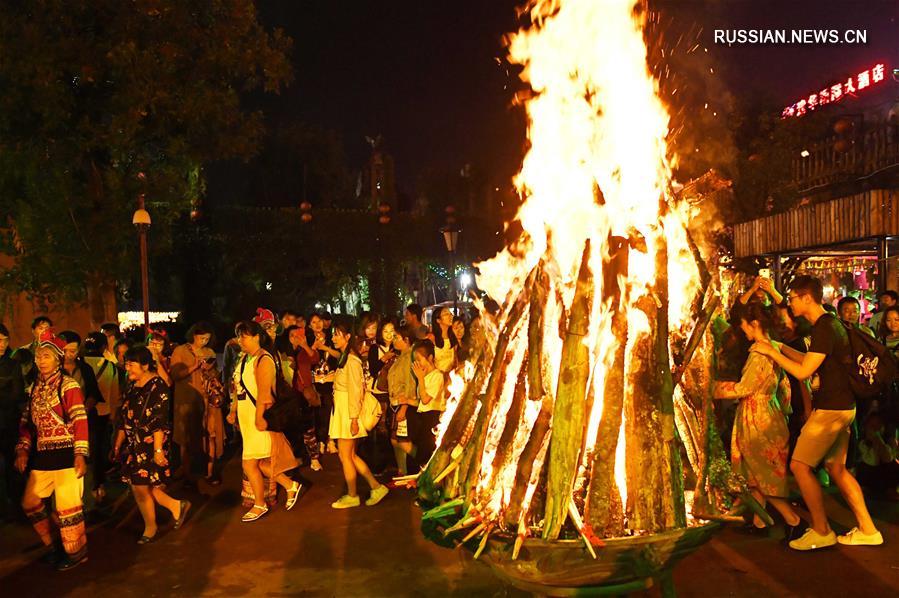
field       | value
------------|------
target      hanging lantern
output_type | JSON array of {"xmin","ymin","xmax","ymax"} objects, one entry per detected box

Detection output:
[
  {"xmin": 378, "ymin": 214, "xmax": 391, "ymax": 225},
  {"xmin": 833, "ymin": 118, "xmax": 853, "ymax": 135}
]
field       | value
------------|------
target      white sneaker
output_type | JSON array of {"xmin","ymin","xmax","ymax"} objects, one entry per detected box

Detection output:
[
  {"xmin": 837, "ymin": 527, "xmax": 883, "ymax": 546},
  {"xmin": 365, "ymin": 485, "xmax": 389, "ymax": 506},
  {"xmin": 331, "ymin": 494, "xmax": 360, "ymax": 509},
  {"xmin": 789, "ymin": 528, "xmax": 837, "ymax": 551},
  {"xmin": 310, "ymin": 458, "xmax": 322, "ymax": 472}
]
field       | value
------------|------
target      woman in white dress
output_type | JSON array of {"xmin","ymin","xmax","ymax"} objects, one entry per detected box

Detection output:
[
  {"xmin": 227, "ymin": 321, "xmax": 300, "ymax": 522},
  {"xmin": 329, "ymin": 320, "xmax": 388, "ymax": 509},
  {"xmin": 430, "ymin": 307, "xmax": 457, "ymax": 374}
]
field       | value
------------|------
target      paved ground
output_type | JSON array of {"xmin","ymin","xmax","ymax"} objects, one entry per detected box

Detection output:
[{"xmin": 1, "ymin": 451, "xmax": 897, "ymax": 597}]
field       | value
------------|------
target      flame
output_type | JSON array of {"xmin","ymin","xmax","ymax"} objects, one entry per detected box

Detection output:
[
  {"xmin": 436, "ymin": 361, "xmax": 476, "ymax": 448},
  {"xmin": 445, "ymin": 0, "xmax": 703, "ymax": 535}
]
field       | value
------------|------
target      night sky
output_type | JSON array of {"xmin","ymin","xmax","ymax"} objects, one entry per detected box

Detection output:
[{"xmin": 220, "ymin": 0, "xmax": 899, "ymax": 202}]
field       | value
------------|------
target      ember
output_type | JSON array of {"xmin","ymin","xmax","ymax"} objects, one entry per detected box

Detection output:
[{"xmin": 418, "ymin": 0, "xmax": 726, "ymax": 558}]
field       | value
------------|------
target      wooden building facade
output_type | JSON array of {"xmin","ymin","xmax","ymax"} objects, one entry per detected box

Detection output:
[{"xmin": 733, "ymin": 189, "xmax": 899, "ymax": 292}]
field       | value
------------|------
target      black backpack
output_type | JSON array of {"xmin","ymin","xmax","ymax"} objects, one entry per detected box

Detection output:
[
  {"xmin": 239, "ymin": 353, "xmax": 302, "ymax": 434},
  {"xmin": 838, "ymin": 320, "xmax": 899, "ymax": 400}
]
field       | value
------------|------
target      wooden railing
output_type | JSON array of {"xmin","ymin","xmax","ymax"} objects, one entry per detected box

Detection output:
[
  {"xmin": 733, "ymin": 189, "xmax": 899, "ymax": 257},
  {"xmin": 791, "ymin": 124, "xmax": 899, "ymax": 191}
]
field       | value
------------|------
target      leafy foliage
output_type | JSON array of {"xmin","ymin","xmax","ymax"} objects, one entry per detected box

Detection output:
[{"xmin": 0, "ymin": 0, "xmax": 292, "ymax": 302}]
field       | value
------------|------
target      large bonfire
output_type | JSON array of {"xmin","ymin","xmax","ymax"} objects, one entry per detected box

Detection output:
[{"xmin": 417, "ymin": 0, "xmax": 732, "ymax": 560}]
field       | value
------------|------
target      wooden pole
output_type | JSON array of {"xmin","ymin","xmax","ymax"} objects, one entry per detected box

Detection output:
[
  {"xmin": 456, "ymin": 268, "xmax": 537, "ymax": 498},
  {"xmin": 624, "ymin": 220, "xmax": 686, "ymax": 532},
  {"xmin": 504, "ymin": 386, "xmax": 554, "ymax": 528},
  {"xmin": 585, "ymin": 236, "xmax": 628, "ymax": 536},
  {"xmin": 481, "ymin": 354, "xmax": 529, "ymax": 499},
  {"xmin": 543, "ymin": 241, "xmax": 593, "ymax": 540}
]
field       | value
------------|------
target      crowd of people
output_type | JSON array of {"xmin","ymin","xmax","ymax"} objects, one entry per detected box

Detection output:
[
  {"xmin": 714, "ymin": 275, "xmax": 897, "ymax": 551},
  {"xmin": 0, "ymin": 302, "xmax": 481, "ymax": 570},
  {"xmin": 1, "ymin": 274, "xmax": 896, "ymax": 570}
]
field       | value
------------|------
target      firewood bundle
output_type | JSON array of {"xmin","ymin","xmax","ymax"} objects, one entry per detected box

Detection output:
[{"xmin": 418, "ymin": 173, "xmax": 762, "ymax": 557}]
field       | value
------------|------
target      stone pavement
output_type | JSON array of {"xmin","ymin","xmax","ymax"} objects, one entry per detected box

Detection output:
[{"xmin": 1, "ymin": 451, "xmax": 897, "ymax": 597}]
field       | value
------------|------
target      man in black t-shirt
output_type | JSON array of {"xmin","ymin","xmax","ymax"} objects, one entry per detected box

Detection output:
[{"xmin": 754, "ymin": 275, "xmax": 882, "ymax": 550}]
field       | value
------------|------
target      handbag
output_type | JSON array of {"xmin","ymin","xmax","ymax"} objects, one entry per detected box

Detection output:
[
  {"xmin": 360, "ymin": 391, "xmax": 383, "ymax": 432},
  {"xmin": 202, "ymin": 369, "xmax": 226, "ymax": 408},
  {"xmin": 239, "ymin": 353, "xmax": 302, "ymax": 434}
]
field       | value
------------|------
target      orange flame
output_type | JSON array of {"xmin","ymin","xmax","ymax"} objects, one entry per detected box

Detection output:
[{"xmin": 453, "ymin": 0, "xmax": 701, "ymax": 532}]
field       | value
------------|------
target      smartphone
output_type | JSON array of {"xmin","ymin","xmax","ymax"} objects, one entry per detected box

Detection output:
[{"xmin": 758, "ymin": 268, "xmax": 772, "ymax": 279}]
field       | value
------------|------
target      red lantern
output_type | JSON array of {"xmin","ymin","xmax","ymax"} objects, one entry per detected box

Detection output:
[
  {"xmin": 190, "ymin": 209, "xmax": 202, "ymax": 222},
  {"xmin": 378, "ymin": 202, "xmax": 391, "ymax": 214},
  {"xmin": 445, "ymin": 204, "xmax": 456, "ymax": 215},
  {"xmin": 301, "ymin": 212, "xmax": 313, "ymax": 223},
  {"xmin": 300, "ymin": 201, "xmax": 312, "ymax": 212},
  {"xmin": 834, "ymin": 139, "xmax": 851, "ymax": 153},
  {"xmin": 378, "ymin": 215, "xmax": 391, "ymax": 225},
  {"xmin": 833, "ymin": 118, "xmax": 853, "ymax": 135}
]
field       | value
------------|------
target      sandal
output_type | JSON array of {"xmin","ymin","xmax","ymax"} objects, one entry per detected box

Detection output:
[
  {"xmin": 285, "ymin": 481, "xmax": 303, "ymax": 511},
  {"xmin": 241, "ymin": 504, "xmax": 269, "ymax": 522}
]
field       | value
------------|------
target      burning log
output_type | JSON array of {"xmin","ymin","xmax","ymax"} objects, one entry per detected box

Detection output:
[
  {"xmin": 482, "ymin": 355, "xmax": 529, "ymax": 498},
  {"xmin": 585, "ymin": 236, "xmax": 628, "ymax": 536},
  {"xmin": 418, "ymin": 348, "xmax": 490, "ymax": 502},
  {"xmin": 673, "ymin": 293, "xmax": 722, "ymax": 387},
  {"xmin": 624, "ymin": 222, "xmax": 686, "ymax": 533},
  {"xmin": 543, "ymin": 241, "xmax": 593, "ymax": 540},
  {"xmin": 504, "ymin": 386, "xmax": 554, "ymax": 528},
  {"xmin": 456, "ymin": 268, "xmax": 537, "ymax": 498},
  {"xmin": 528, "ymin": 266, "xmax": 551, "ymax": 400},
  {"xmin": 656, "ymin": 221, "xmax": 688, "ymax": 531}
]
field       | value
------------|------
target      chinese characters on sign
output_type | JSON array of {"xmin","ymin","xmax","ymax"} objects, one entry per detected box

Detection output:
[{"xmin": 782, "ymin": 63, "xmax": 887, "ymax": 118}]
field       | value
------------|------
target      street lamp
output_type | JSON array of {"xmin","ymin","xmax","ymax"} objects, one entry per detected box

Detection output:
[
  {"xmin": 132, "ymin": 195, "xmax": 152, "ymax": 332},
  {"xmin": 441, "ymin": 224, "xmax": 461, "ymax": 315}
]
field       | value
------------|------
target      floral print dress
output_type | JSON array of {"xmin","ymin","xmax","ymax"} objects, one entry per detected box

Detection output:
[
  {"xmin": 120, "ymin": 377, "xmax": 172, "ymax": 486},
  {"xmin": 715, "ymin": 344, "xmax": 792, "ymax": 498}
]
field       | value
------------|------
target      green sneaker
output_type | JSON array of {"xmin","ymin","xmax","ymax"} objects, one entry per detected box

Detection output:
[
  {"xmin": 789, "ymin": 528, "xmax": 836, "ymax": 551},
  {"xmin": 331, "ymin": 495, "xmax": 360, "ymax": 509},
  {"xmin": 365, "ymin": 485, "xmax": 389, "ymax": 506}
]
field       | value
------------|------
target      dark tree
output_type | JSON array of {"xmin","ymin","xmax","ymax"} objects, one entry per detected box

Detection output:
[{"xmin": 0, "ymin": 0, "xmax": 292, "ymax": 309}]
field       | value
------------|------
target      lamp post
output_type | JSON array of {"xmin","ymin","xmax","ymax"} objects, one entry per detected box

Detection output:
[
  {"xmin": 441, "ymin": 224, "xmax": 461, "ymax": 315},
  {"xmin": 378, "ymin": 202, "xmax": 391, "ymax": 314},
  {"xmin": 132, "ymin": 195, "xmax": 152, "ymax": 332}
]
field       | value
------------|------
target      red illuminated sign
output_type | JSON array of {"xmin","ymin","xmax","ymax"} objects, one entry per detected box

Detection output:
[{"xmin": 782, "ymin": 62, "xmax": 887, "ymax": 118}]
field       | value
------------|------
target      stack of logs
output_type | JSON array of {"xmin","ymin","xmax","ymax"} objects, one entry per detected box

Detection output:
[
  {"xmin": 419, "ymin": 181, "xmax": 762, "ymax": 554},
  {"xmin": 420, "ymin": 220, "xmax": 709, "ymax": 551}
]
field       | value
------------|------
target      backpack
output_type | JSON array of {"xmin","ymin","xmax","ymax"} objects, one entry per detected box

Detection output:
[
  {"xmin": 239, "ymin": 353, "xmax": 302, "ymax": 434},
  {"xmin": 838, "ymin": 319, "xmax": 899, "ymax": 401}
]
